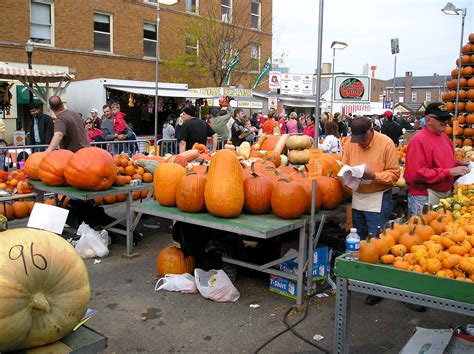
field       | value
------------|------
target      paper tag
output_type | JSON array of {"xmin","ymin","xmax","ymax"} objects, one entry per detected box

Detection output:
[
  {"xmin": 27, "ymin": 203, "xmax": 69, "ymax": 235},
  {"xmin": 452, "ymin": 120, "xmax": 459, "ymax": 136},
  {"xmin": 308, "ymin": 148, "xmax": 323, "ymax": 180}
]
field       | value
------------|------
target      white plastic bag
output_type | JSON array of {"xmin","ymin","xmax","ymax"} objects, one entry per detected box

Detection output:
[
  {"xmin": 194, "ymin": 268, "xmax": 240, "ymax": 302},
  {"xmin": 454, "ymin": 162, "xmax": 474, "ymax": 186},
  {"xmin": 154, "ymin": 273, "xmax": 197, "ymax": 293},
  {"xmin": 75, "ymin": 222, "xmax": 109, "ymax": 258}
]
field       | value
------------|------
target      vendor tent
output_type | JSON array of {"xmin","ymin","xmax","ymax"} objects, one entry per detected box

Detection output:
[{"xmin": 0, "ymin": 61, "xmax": 74, "ymax": 105}]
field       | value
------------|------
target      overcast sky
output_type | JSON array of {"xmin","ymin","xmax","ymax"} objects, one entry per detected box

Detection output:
[{"xmin": 272, "ymin": 0, "xmax": 474, "ymax": 80}]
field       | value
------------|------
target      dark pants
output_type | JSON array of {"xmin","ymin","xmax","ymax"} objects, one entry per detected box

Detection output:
[{"xmin": 352, "ymin": 190, "xmax": 393, "ymax": 240}]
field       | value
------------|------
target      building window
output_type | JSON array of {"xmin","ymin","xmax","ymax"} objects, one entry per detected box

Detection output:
[
  {"xmin": 221, "ymin": 0, "xmax": 232, "ymax": 23},
  {"xmin": 251, "ymin": 0, "xmax": 261, "ymax": 30},
  {"xmin": 398, "ymin": 89, "xmax": 404, "ymax": 93},
  {"xmin": 144, "ymin": 23, "xmax": 157, "ymax": 58},
  {"xmin": 185, "ymin": 0, "xmax": 198, "ymax": 13},
  {"xmin": 426, "ymin": 91, "xmax": 432, "ymax": 102},
  {"xmin": 94, "ymin": 13, "xmax": 112, "ymax": 52},
  {"xmin": 30, "ymin": 0, "xmax": 54, "ymax": 45},
  {"xmin": 411, "ymin": 91, "xmax": 417, "ymax": 102},
  {"xmin": 185, "ymin": 35, "xmax": 198, "ymax": 56},
  {"xmin": 250, "ymin": 44, "xmax": 260, "ymax": 71}
]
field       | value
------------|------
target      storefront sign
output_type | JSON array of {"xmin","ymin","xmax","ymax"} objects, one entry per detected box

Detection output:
[
  {"xmin": 280, "ymin": 73, "xmax": 314, "ymax": 96},
  {"xmin": 237, "ymin": 101, "xmax": 263, "ymax": 109},
  {"xmin": 190, "ymin": 87, "xmax": 253, "ymax": 98},
  {"xmin": 269, "ymin": 71, "xmax": 281, "ymax": 90},
  {"xmin": 334, "ymin": 76, "xmax": 370, "ymax": 102}
]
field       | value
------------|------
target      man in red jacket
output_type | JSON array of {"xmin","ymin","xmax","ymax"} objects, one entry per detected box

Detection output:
[{"xmin": 404, "ymin": 102, "xmax": 469, "ymax": 216}]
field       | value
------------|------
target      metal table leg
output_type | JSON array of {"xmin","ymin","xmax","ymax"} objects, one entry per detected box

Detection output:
[
  {"xmin": 334, "ymin": 277, "xmax": 350, "ymax": 354},
  {"xmin": 126, "ymin": 192, "xmax": 133, "ymax": 255},
  {"xmin": 296, "ymin": 223, "xmax": 306, "ymax": 305}
]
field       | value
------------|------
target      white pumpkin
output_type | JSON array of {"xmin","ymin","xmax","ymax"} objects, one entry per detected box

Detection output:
[
  {"xmin": 0, "ymin": 228, "xmax": 90, "ymax": 351},
  {"xmin": 286, "ymin": 135, "xmax": 313, "ymax": 150}
]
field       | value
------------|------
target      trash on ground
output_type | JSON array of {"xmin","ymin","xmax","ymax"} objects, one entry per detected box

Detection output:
[
  {"xmin": 313, "ymin": 334, "xmax": 324, "ymax": 341},
  {"xmin": 249, "ymin": 304, "xmax": 260, "ymax": 308},
  {"xmin": 93, "ymin": 259, "xmax": 101, "ymax": 264}
]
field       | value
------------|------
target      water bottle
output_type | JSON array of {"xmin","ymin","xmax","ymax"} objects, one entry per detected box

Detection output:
[{"xmin": 346, "ymin": 228, "xmax": 360, "ymax": 260}]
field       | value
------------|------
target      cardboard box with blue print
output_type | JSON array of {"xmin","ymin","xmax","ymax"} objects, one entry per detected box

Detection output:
[
  {"xmin": 269, "ymin": 275, "xmax": 317, "ymax": 300},
  {"xmin": 279, "ymin": 247, "xmax": 330, "ymax": 280}
]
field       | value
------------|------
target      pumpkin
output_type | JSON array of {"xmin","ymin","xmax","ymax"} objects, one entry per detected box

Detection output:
[
  {"xmin": 243, "ymin": 167, "xmax": 273, "ymax": 215},
  {"xmin": 425, "ymin": 258, "xmax": 442, "ymax": 274},
  {"xmin": 394, "ymin": 260, "xmax": 411, "ymax": 270},
  {"xmin": 271, "ymin": 179, "xmax": 306, "ymax": 219},
  {"xmin": 445, "ymin": 102, "xmax": 455, "ymax": 111},
  {"xmin": 0, "ymin": 228, "xmax": 90, "ymax": 351},
  {"xmin": 153, "ymin": 163, "xmax": 186, "ymax": 207},
  {"xmin": 23, "ymin": 152, "xmax": 48, "ymax": 180},
  {"xmin": 466, "ymin": 101, "xmax": 474, "ymax": 112},
  {"xmin": 464, "ymin": 128, "xmax": 474, "ymax": 136},
  {"xmin": 94, "ymin": 197, "xmax": 104, "ymax": 206},
  {"xmin": 140, "ymin": 189, "xmax": 149, "ymax": 198},
  {"xmin": 176, "ymin": 173, "xmax": 207, "ymax": 213},
  {"xmin": 467, "ymin": 89, "xmax": 474, "ymax": 99},
  {"xmin": 12, "ymin": 201, "xmax": 29, "ymax": 219},
  {"xmin": 380, "ymin": 254, "xmax": 395, "ymax": 264},
  {"xmin": 38, "ymin": 150, "xmax": 74, "ymax": 186},
  {"xmin": 286, "ymin": 135, "xmax": 313, "ymax": 150},
  {"xmin": 26, "ymin": 201, "xmax": 35, "ymax": 214},
  {"xmin": 466, "ymin": 114, "xmax": 474, "ymax": 124},
  {"xmin": 288, "ymin": 149, "xmax": 310, "ymax": 164},
  {"xmin": 445, "ymin": 126, "xmax": 453, "ymax": 135},
  {"xmin": 359, "ymin": 236, "xmax": 379, "ymax": 264},
  {"xmin": 0, "ymin": 203, "xmax": 14, "ymax": 220},
  {"xmin": 115, "ymin": 193, "xmax": 127, "ymax": 202},
  {"xmin": 103, "ymin": 195, "xmax": 116, "ymax": 204},
  {"xmin": 298, "ymin": 178, "xmax": 323, "ymax": 213},
  {"xmin": 319, "ymin": 154, "xmax": 342, "ymax": 177},
  {"xmin": 156, "ymin": 245, "xmax": 195, "ymax": 277},
  {"xmin": 263, "ymin": 151, "xmax": 281, "ymax": 167},
  {"xmin": 317, "ymin": 176, "xmax": 343, "ymax": 209},
  {"xmin": 391, "ymin": 244, "xmax": 407, "ymax": 257},
  {"xmin": 204, "ymin": 149, "xmax": 244, "ymax": 218},
  {"xmin": 462, "ymin": 66, "xmax": 473, "ymax": 76}
]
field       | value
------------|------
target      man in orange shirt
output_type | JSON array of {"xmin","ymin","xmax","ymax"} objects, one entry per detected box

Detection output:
[{"xmin": 262, "ymin": 110, "xmax": 278, "ymax": 135}]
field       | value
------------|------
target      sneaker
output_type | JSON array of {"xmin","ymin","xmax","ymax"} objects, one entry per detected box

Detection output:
[
  {"xmin": 365, "ymin": 295, "xmax": 383, "ymax": 305},
  {"xmin": 403, "ymin": 302, "xmax": 426, "ymax": 312}
]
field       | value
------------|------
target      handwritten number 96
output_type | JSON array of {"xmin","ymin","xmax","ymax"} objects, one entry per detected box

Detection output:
[{"xmin": 8, "ymin": 243, "xmax": 48, "ymax": 276}]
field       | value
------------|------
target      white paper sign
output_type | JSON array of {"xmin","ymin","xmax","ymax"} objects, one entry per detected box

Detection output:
[
  {"xmin": 27, "ymin": 203, "xmax": 69, "ymax": 235},
  {"xmin": 280, "ymin": 73, "xmax": 314, "ymax": 96},
  {"xmin": 269, "ymin": 71, "xmax": 281, "ymax": 90}
]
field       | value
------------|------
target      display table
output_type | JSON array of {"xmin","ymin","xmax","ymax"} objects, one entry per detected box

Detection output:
[
  {"xmin": 30, "ymin": 180, "xmax": 153, "ymax": 256},
  {"xmin": 333, "ymin": 255, "xmax": 474, "ymax": 353},
  {"xmin": 132, "ymin": 200, "xmax": 308, "ymax": 304}
]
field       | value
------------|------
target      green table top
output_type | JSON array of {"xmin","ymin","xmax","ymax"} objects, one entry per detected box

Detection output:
[
  {"xmin": 132, "ymin": 200, "xmax": 306, "ymax": 239},
  {"xmin": 30, "ymin": 180, "xmax": 153, "ymax": 200}
]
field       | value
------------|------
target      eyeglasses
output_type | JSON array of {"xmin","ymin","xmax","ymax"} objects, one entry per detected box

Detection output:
[{"xmin": 85, "ymin": 121, "xmax": 92, "ymax": 125}]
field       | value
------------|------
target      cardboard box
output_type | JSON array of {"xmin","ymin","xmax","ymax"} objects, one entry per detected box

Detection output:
[
  {"xmin": 269, "ymin": 275, "xmax": 317, "ymax": 300},
  {"xmin": 278, "ymin": 247, "xmax": 330, "ymax": 280}
]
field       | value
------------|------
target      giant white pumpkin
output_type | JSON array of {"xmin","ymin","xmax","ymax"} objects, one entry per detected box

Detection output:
[{"xmin": 0, "ymin": 228, "xmax": 90, "ymax": 351}]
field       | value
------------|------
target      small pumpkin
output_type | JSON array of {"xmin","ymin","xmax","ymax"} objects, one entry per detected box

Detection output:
[
  {"xmin": 359, "ymin": 235, "xmax": 379, "ymax": 264},
  {"xmin": 391, "ymin": 244, "xmax": 407, "ymax": 257},
  {"xmin": 380, "ymin": 254, "xmax": 395, "ymax": 264},
  {"xmin": 156, "ymin": 245, "xmax": 195, "ymax": 277},
  {"xmin": 12, "ymin": 201, "xmax": 29, "ymax": 219}
]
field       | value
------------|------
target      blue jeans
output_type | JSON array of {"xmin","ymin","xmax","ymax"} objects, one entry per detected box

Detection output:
[
  {"xmin": 408, "ymin": 194, "xmax": 428, "ymax": 217},
  {"xmin": 352, "ymin": 190, "xmax": 393, "ymax": 240}
]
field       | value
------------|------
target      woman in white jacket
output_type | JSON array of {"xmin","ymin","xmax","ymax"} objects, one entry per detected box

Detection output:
[{"xmin": 320, "ymin": 121, "xmax": 341, "ymax": 154}]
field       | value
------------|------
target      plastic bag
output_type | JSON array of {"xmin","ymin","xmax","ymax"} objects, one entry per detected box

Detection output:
[
  {"xmin": 154, "ymin": 273, "xmax": 197, "ymax": 293},
  {"xmin": 194, "ymin": 268, "xmax": 240, "ymax": 302},
  {"xmin": 75, "ymin": 222, "xmax": 109, "ymax": 258},
  {"xmin": 454, "ymin": 162, "xmax": 474, "ymax": 186}
]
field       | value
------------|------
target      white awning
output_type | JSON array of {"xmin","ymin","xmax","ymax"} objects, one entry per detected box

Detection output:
[{"xmin": 105, "ymin": 85, "xmax": 212, "ymax": 98}]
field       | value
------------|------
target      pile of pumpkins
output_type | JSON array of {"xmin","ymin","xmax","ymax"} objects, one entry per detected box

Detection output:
[
  {"xmin": 358, "ymin": 207, "xmax": 474, "ymax": 282},
  {"xmin": 0, "ymin": 200, "xmax": 36, "ymax": 220},
  {"xmin": 154, "ymin": 149, "xmax": 349, "ymax": 220},
  {"xmin": 442, "ymin": 32, "xmax": 474, "ymax": 148}
]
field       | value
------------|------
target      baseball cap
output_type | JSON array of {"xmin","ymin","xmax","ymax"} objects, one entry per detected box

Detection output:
[
  {"xmin": 383, "ymin": 110, "xmax": 393, "ymax": 118},
  {"xmin": 425, "ymin": 102, "xmax": 452, "ymax": 121},
  {"xmin": 350, "ymin": 116, "xmax": 373, "ymax": 143},
  {"xmin": 90, "ymin": 108, "xmax": 98, "ymax": 114},
  {"xmin": 210, "ymin": 108, "xmax": 219, "ymax": 117},
  {"xmin": 182, "ymin": 105, "xmax": 196, "ymax": 117}
]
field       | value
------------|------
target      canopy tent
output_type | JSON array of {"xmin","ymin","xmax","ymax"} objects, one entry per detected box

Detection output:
[
  {"xmin": 0, "ymin": 62, "xmax": 75, "ymax": 105},
  {"xmin": 104, "ymin": 85, "xmax": 212, "ymax": 99}
]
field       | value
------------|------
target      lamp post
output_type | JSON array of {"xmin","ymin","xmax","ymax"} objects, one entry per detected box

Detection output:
[
  {"xmin": 153, "ymin": 0, "xmax": 179, "ymax": 155},
  {"xmin": 441, "ymin": 2, "xmax": 467, "ymax": 146},
  {"xmin": 25, "ymin": 39, "xmax": 34, "ymax": 106},
  {"xmin": 329, "ymin": 41, "xmax": 348, "ymax": 114},
  {"xmin": 390, "ymin": 38, "xmax": 399, "ymax": 115}
]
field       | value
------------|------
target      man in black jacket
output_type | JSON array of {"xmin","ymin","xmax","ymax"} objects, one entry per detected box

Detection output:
[
  {"xmin": 28, "ymin": 104, "xmax": 54, "ymax": 150},
  {"xmin": 381, "ymin": 110, "xmax": 403, "ymax": 146}
]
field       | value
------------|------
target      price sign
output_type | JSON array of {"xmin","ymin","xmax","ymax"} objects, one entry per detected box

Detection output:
[{"xmin": 308, "ymin": 148, "xmax": 323, "ymax": 180}]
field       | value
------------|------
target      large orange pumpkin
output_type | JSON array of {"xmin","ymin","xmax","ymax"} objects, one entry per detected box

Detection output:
[
  {"xmin": 176, "ymin": 173, "xmax": 207, "ymax": 213},
  {"xmin": 317, "ymin": 176, "xmax": 343, "ymax": 209},
  {"xmin": 271, "ymin": 179, "xmax": 306, "ymax": 219},
  {"xmin": 298, "ymin": 178, "xmax": 323, "ymax": 213},
  {"xmin": 38, "ymin": 150, "xmax": 73, "ymax": 186},
  {"xmin": 23, "ymin": 152, "xmax": 48, "ymax": 180},
  {"xmin": 204, "ymin": 149, "xmax": 244, "ymax": 218},
  {"xmin": 64, "ymin": 147, "xmax": 117, "ymax": 191},
  {"xmin": 153, "ymin": 163, "xmax": 186, "ymax": 206},
  {"xmin": 156, "ymin": 246, "xmax": 195, "ymax": 277},
  {"xmin": 243, "ymin": 171, "xmax": 273, "ymax": 214}
]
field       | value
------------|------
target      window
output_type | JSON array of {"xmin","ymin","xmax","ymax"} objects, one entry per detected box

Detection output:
[
  {"xmin": 221, "ymin": 0, "xmax": 232, "ymax": 23},
  {"xmin": 411, "ymin": 91, "xmax": 417, "ymax": 102},
  {"xmin": 94, "ymin": 13, "xmax": 112, "ymax": 52},
  {"xmin": 144, "ymin": 23, "xmax": 157, "ymax": 58},
  {"xmin": 30, "ymin": 0, "xmax": 54, "ymax": 45},
  {"xmin": 185, "ymin": 0, "xmax": 198, "ymax": 13},
  {"xmin": 251, "ymin": 0, "xmax": 261, "ymax": 30},
  {"xmin": 185, "ymin": 35, "xmax": 198, "ymax": 56},
  {"xmin": 250, "ymin": 44, "xmax": 260, "ymax": 71},
  {"xmin": 398, "ymin": 89, "xmax": 404, "ymax": 93},
  {"xmin": 426, "ymin": 91, "xmax": 432, "ymax": 102}
]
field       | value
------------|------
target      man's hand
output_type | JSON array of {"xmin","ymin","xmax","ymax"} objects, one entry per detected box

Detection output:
[
  {"xmin": 457, "ymin": 159, "xmax": 470, "ymax": 166},
  {"xmin": 362, "ymin": 167, "xmax": 376, "ymax": 180},
  {"xmin": 450, "ymin": 165, "xmax": 469, "ymax": 177}
]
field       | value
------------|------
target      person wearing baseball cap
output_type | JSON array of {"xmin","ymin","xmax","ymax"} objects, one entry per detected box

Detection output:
[
  {"xmin": 381, "ymin": 110, "xmax": 403, "ymax": 146},
  {"xmin": 404, "ymin": 102, "xmax": 469, "ymax": 217},
  {"xmin": 179, "ymin": 105, "xmax": 217, "ymax": 153},
  {"xmin": 89, "ymin": 108, "xmax": 102, "ymax": 129}
]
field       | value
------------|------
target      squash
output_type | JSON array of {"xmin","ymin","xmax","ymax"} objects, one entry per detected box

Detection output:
[
  {"xmin": 23, "ymin": 152, "xmax": 48, "ymax": 180},
  {"xmin": 64, "ymin": 147, "xmax": 117, "ymax": 191},
  {"xmin": 153, "ymin": 163, "xmax": 186, "ymax": 206},
  {"xmin": 176, "ymin": 173, "xmax": 207, "ymax": 213},
  {"xmin": 204, "ymin": 149, "xmax": 244, "ymax": 218},
  {"xmin": 260, "ymin": 135, "xmax": 282, "ymax": 151},
  {"xmin": 237, "ymin": 141, "xmax": 251, "ymax": 159},
  {"xmin": 157, "ymin": 245, "xmax": 195, "ymax": 277},
  {"xmin": 38, "ymin": 150, "xmax": 74, "ymax": 186},
  {"xmin": 271, "ymin": 179, "xmax": 306, "ymax": 219},
  {"xmin": 253, "ymin": 134, "xmax": 267, "ymax": 151},
  {"xmin": 288, "ymin": 149, "xmax": 310, "ymax": 164},
  {"xmin": 286, "ymin": 135, "xmax": 313, "ymax": 150},
  {"xmin": 0, "ymin": 228, "xmax": 90, "ymax": 351}
]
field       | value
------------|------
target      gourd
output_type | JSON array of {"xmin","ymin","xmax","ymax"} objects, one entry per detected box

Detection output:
[
  {"xmin": 286, "ymin": 135, "xmax": 313, "ymax": 150},
  {"xmin": 154, "ymin": 163, "xmax": 186, "ymax": 206},
  {"xmin": 157, "ymin": 245, "xmax": 195, "ymax": 277},
  {"xmin": 205, "ymin": 149, "xmax": 244, "ymax": 218},
  {"xmin": 38, "ymin": 150, "xmax": 74, "ymax": 186},
  {"xmin": 288, "ymin": 149, "xmax": 310, "ymax": 164},
  {"xmin": 23, "ymin": 152, "xmax": 48, "ymax": 180},
  {"xmin": 0, "ymin": 228, "xmax": 90, "ymax": 351},
  {"xmin": 64, "ymin": 147, "xmax": 118, "ymax": 191},
  {"xmin": 176, "ymin": 173, "xmax": 207, "ymax": 213}
]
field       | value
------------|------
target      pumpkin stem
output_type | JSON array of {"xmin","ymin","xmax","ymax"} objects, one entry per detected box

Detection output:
[
  {"xmin": 410, "ymin": 226, "xmax": 417, "ymax": 236},
  {"xmin": 422, "ymin": 203, "xmax": 430, "ymax": 215},
  {"xmin": 375, "ymin": 226, "xmax": 383, "ymax": 237},
  {"xmin": 30, "ymin": 293, "xmax": 50, "ymax": 313}
]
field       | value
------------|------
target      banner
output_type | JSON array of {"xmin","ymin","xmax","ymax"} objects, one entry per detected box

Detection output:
[
  {"xmin": 269, "ymin": 71, "xmax": 281, "ymax": 91},
  {"xmin": 334, "ymin": 76, "xmax": 370, "ymax": 102},
  {"xmin": 280, "ymin": 73, "xmax": 314, "ymax": 96},
  {"xmin": 252, "ymin": 57, "xmax": 272, "ymax": 89},
  {"xmin": 223, "ymin": 49, "xmax": 240, "ymax": 86}
]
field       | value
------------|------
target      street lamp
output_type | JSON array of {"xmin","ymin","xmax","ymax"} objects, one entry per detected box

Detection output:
[
  {"xmin": 153, "ymin": 0, "xmax": 179, "ymax": 155},
  {"xmin": 329, "ymin": 41, "xmax": 348, "ymax": 114},
  {"xmin": 25, "ymin": 39, "xmax": 34, "ymax": 107},
  {"xmin": 390, "ymin": 38, "xmax": 399, "ymax": 115},
  {"xmin": 441, "ymin": 2, "xmax": 467, "ymax": 145}
]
